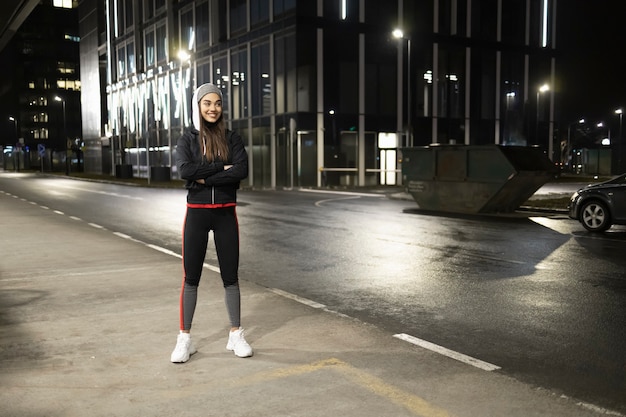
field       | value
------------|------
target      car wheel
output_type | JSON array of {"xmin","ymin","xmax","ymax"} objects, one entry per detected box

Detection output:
[{"xmin": 580, "ymin": 200, "xmax": 611, "ymax": 232}]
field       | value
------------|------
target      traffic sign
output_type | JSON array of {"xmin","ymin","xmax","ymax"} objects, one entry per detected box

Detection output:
[{"xmin": 38, "ymin": 144, "xmax": 46, "ymax": 157}]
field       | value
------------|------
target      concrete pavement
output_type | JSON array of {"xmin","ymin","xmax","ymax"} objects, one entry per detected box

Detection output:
[{"xmin": 0, "ymin": 184, "xmax": 621, "ymax": 417}]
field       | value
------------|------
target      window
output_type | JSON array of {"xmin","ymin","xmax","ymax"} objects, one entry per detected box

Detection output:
[
  {"xmin": 213, "ymin": 55, "xmax": 229, "ymax": 119},
  {"xmin": 196, "ymin": 2, "xmax": 209, "ymax": 46},
  {"xmin": 57, "ymin": 79, "xmax": 81, "ymax": 91},
  {"xmin": 251, "ymin": 42, "xmax": 271, "ymax": 116},
  {"xmin": 197, "ymin": 61, "xmax": 211, "ymax": 85},
  {"xmin": 156, "ymin": 24, "xmax": 167, "ymax": 63},
  {"xmin": 502, "ymin": 0, "xmax": 526, "ymax": 45},
  {"xmin": 33, "ymin": 128, "xmax": 49, "ymax": 139},
  {"xmin": 53, "ymin": 0, "xmax": 73, "ymax": 9},
  {"xmin": 230, "ymin": 0, "xmax": 247, "ymax": 33},
  {"xmin": 126, "ymin": 42, "xmax": 135, "ymax": 74},
  {"xmin": 64, "ymin": 34, "xmax": 80, "ymax": 42},
  {"xmin": 144, "ymin": 0, "xmax": 154, "ymax": 19},
  {"xmin": 472, "ymin": 0, "xmax": 497, "ymax": 42},
  {"xmin": 33, "ymin": 112, "xmax": 49, "ymax": 123},
  {"xmin": 117, "ymin": 45, "xmax": 126, "ymax": 78},
  {"xmin": 180, "ymin": 8, "xmax": 195, "ymax": 51},
  {"xmin": 125, "ymin": 0, "xmax": 134, "ymax": 29},
  {"xmin": 58, "ymin": 62, "xmax": 76, "ymax": 74},
  {"xmin": 250, "ymin": 0, "xmax": 269, "ymax": 25},
  {"xmin": 231, "ymin": 48, "xmax": 248, "ymax": 119},
  {"xmin": 274, "ymin": 0, "xmax": 296, "ymax": 17},
  {"xmin": 28, "ymin": 96, "xmax": 48, "ymax": 106},
  {"xmin": 115, "ymin": 0, "xmax": 134, "ymax": 36},
  {"xmin": 145, "ymin": 29, "xmax": 155, "ymax": 67}
]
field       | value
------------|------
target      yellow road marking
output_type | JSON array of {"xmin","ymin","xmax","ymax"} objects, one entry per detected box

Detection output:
[{"xmin": 224, "ymin": 358, "xmax": 453, "ymax": 417}]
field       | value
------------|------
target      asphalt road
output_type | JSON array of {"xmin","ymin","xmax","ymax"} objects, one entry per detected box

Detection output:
[{"xmin": 2, "ymin": 172, "xmax": 625, "ymax": 413}]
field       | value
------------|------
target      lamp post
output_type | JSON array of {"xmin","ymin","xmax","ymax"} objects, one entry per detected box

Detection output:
[
  {"xmin": 566, "ymin": 118, "xmax": 584, "ymax": 171},
  {"xmin": 536, "ymin": 83, "xmax": 549, "ymax": 148},
  {"xmin": 616, "ymin": 108, "xmax": 623, "ymax": 173},
  {"xmin": 8, "ymin": 116, "xmax": 18, "ymax": 140},
  {"xmin": 9, "ymin": 116, "xmax": 19, "ymax": 171},
  {"xmin": 54, "ymin": 96, "xmax": 68, "ymax": 175},
  {"xmin": 393, "ymin": 28, "xmax": 412, "ymax": 146}
]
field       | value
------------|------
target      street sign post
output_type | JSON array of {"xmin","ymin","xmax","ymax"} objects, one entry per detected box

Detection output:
[{"xmin": 38, "ymin": 144, "xmax": 45, "ymax": 172}]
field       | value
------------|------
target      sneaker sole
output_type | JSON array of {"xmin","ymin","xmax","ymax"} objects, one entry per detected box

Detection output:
[{"xmin": 171, "ymin": 347, "xmax": 197, "ymax": 363}]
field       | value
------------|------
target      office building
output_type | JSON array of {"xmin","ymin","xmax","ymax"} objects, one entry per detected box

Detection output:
[
  {"xmin": 78, "ymin": 0, "xmax": 557, "ymax": 187},
  {"xmin": 0, "ymin": 0, "xmax": 81, "ymax": 172}
]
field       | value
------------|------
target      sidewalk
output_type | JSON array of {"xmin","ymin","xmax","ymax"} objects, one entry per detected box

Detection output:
[{"xmin": 0, "ymin": 186, "xmax": 618, "ymax": 417}]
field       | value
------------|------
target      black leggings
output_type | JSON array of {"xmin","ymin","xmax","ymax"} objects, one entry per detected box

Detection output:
[{"xmin": 179, "ymin": 206, "xmax": 240, "ymax": 330}]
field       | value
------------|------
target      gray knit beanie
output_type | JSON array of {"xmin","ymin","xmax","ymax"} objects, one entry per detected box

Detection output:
[{"xmin": 192, "ymin": 83, "xmax": 223, "ymax": 129}]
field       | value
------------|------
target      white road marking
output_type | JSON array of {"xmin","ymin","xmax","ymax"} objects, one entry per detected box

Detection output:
[
  {"xmin": 300, "ymin": 188, "xmax": 387, "ymax": 198},
  {"xmin": 269, "ymin": 288, "xmax": 327, "ymax": 309},
  {"xmin": 393, "ymin": 333, "xmax": 501, "ymax": 371},
  {"xmin": 48, "ymin": 183, "xmax": 144, "ymax": 200}
]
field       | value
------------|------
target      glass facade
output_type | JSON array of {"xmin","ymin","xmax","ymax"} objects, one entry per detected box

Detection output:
[{"xmin": 79, "ymin": 0, "xmax": 557, "ymax": 184}]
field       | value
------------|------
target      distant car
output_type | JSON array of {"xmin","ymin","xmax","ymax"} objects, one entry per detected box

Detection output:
[{"xmin": 568, "ymin": 174, "xmax": 626, "ymax": 232}]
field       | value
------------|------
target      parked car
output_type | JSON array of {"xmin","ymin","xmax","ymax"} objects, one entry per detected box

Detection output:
[{"xmin": 568, "ymin": 174, "xmax": 626, "ymax": 232}]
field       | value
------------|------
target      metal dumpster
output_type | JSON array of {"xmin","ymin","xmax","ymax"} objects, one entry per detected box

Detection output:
[{"xmin": 401, "ymin": 145, "xmax": 558, "ymax": 214}]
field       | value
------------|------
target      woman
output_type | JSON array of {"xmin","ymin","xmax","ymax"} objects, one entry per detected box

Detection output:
[{"xmin": 171, "ymin": 83, "xmax": 252, "ymax": 363}]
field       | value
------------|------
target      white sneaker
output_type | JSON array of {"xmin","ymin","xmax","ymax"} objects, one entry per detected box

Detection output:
[
  {"xmin": 226, "ymin": 328, "xmax": 253, "ymax": 358},
  {"xmin": 170, "ymin": 332, "xmax": 197, "ymax": 363}
]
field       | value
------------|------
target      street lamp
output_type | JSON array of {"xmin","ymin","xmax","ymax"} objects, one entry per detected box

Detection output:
[
  {"xmin": 54, "ymin": 96, "xmax": 68, "ymax": 175},
  {"xmin": 566, "ymin": 118, "xmax": 584, "ymax": 170},
  {"xmin": 8, "ymin": 116, "xmax": 18, "ymax": 140},
  {"xmin": 536, "ymin": 83, "xmax": 549, "ymax": 148},
  {"xmin": 393, "ymin": 28, "xmax": 412, "ymax": 146},
  {"xmin": 8, "ymin": 116, "xmax": 19, "ymax": 171},
  {"xmin": 616, "ymin": 108, "xmax": 623, "ymax": 172}
]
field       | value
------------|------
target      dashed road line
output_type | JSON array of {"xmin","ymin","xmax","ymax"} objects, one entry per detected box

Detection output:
[
  {"xmin": 268, "ymin": 288, "xmax": 326, "ymax": 309},
  {"xmin": 393, "ymin": 333, "xmax": 501, "ymax": 371}
]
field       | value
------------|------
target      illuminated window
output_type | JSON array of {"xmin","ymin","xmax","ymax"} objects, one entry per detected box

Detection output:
[
  {"xmin": 53, "ymin": 0, "xmax": 74, "ymax": 9},
  {"xmin": 64, "ymin": 34, "xmax": 80, "ymax": 42},
  {"xmin": 56, "ymin": 79, "xmax": 81, "ymax": 91},
  {"xmin": 33, "ymin": 113, "xmax": 49, "ymax": 123},
  {"xmin": 58, "ymin": 62, "xmax": 76, "ymax": 74},
  {"xmin": 33, "ymin": 128, "xmax": 49, "ymax": 139},
  {"xmin": 28, "ymin": 96, "xmax": 48, "ymax": 106}
]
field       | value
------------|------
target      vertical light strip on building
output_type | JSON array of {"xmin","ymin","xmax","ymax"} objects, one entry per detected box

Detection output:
[
  {"xmin": 113, "ymin": 0, "xmax": 119, "ymax": 38},
  {"xmin": 541, "ymin": 0, "xmax": 548, "ymax": 47},
  {"xmin": 340, "ymin": 0, "xmax": 347, "ymax": 20}
]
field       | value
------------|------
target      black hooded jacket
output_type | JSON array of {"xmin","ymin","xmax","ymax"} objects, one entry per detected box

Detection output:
[{"xmin": 176, "ymin": 127, "xmax": 248, "ymax": 205}]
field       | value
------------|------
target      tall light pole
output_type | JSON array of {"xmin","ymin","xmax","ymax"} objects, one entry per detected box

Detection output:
[
  {"xmin": 536, "ymin": 83, "xmax": 549, "ymax": 149},
  {"xmin": 8, "ymin": 116, "xmax": 18, "ymax": 140},
  {"xmin": 9, "ymin": 116, "xmax": 19, "ymax": 171},
  {"xmin": 566, "ymin": 118, "xmax": 584, "ymax": 171},
  {"xmin": 616, "ymin": 108, "xmax": 623, "ymax": 173},
  {"xmin": 393, "ymin": 28, "xmax": 412, "ymax": 146},
  {"xmin": 54, "ymin": 96, "xmax": 68, "ymax": 175}
]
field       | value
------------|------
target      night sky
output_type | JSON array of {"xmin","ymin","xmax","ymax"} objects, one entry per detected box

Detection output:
[{"xmin": 557, "ymin": 1, "xmax": 626, "ymax": 127}]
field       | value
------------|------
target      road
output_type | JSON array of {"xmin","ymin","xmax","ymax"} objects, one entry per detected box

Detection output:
[{"xmin": 2, "ymin": 172, "xmax": 625, "ymax": 413}]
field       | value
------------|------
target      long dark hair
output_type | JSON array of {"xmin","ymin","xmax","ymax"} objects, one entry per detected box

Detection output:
[{"xmin": 198, "ymin": 113, "xmax": 229, "ymax": 162}]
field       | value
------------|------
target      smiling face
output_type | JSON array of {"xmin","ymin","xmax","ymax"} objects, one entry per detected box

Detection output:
[{"xmin": 199, "ymin": 92, "xmax": 222, "ymax": 124}]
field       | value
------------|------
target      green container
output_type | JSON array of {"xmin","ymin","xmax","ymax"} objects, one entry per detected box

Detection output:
[{"xmin": 401, "ymin": 145, "xmax": 558, "ymax": 214}]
